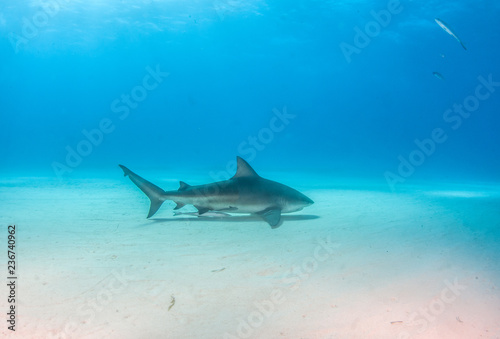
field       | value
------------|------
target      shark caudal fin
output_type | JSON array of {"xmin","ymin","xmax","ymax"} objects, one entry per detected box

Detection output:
[{"xmin": 119, "ymin": 165, "xmax": 166, "ymax": 218}]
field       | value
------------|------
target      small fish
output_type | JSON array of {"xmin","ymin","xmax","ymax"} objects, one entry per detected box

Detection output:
[
  {"xmin": 433, "ymin": 71, "xmax": 445, "ymax": 80},
  {"xmin": 435, "ymin": 18, "xmax": 467, "ymax": 50}
]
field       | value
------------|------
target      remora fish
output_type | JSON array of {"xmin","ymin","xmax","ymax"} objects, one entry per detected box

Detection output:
[
  {"xmin": 173, "ymin": 211, "xmax": 230, "ymax": 217},
  {"xmin": 435, "ymin": 18, "xmax": 467, "ymax": 50},
  {"xmin": 119, "ymin": 157, "xmax": 314, "ymax": 228}
]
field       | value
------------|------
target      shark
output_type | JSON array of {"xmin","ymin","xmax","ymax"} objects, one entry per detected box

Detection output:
[{"xmin": 119, "ymin": 157, "xmax": 314, "ymax": 228}]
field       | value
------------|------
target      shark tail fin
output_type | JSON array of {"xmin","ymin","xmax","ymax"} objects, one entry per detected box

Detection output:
[{"xmin": 119, "ymin": 165, "xmax": 166, "ymax": 218}]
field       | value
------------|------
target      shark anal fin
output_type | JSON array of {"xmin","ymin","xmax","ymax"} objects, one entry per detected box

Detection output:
[
  {"xmin": 174, "ymin": 202, "xmax": 185, "ymax": 210},
  {"xmin": 179, "ymin": 181, "xmax": 191, "ymax": 191},
  {"xmin": 256, "ymin": 208, "xmax": 282, "ymax": 228},
  {"xmin": 195, "ymin": 206, "xmax": 210, "ymax": 215}
]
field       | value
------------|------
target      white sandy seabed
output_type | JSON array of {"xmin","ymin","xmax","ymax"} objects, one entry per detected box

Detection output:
[{"xmin": 0, "ymin": 173, "xmax": 499, "ymax": 339}]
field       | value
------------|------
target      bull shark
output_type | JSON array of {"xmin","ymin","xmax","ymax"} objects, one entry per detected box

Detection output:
[{"xmin": 119, "ymin": 157, "xmax": 313, "ymax": 228}]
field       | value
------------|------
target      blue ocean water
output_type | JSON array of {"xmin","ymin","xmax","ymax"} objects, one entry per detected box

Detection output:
[
  {"xmin": 1, "ymin": 0, "xmax": 499, "ymax": 185},
  {"xmin": 1, "ymin": 1, "xmax": 500, "ymax": 339}
]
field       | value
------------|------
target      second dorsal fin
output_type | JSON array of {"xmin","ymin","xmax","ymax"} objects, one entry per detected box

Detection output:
[{"xmin": 178, "ymin": 181, "xmax": 191, "ymax": 191}]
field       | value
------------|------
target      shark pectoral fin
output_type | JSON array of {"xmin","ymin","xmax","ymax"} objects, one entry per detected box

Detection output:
[
  {"xmin": 195, "ymin": 206, "xmax": 210, "ymax": 215},
  {"xmin": 256, "ymin": 208, "xmax": 282, "ymax": 228},
  {"xmin": 173, "ymin": 202, "xmax": 185, "ymax": 210}
]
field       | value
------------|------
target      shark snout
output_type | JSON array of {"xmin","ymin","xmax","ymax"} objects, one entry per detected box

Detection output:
[
  {"xmin": 295, "ymin": 193, "xmax": 314, "ymax": 208},
  {"xmin": 304, "ymin": 196, "xmax": 314, "ymax": 205}
]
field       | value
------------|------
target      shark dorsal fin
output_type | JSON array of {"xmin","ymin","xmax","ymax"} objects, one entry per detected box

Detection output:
[
  {"xmin": 178, "ymin": 181, "xmax": 191, "ymax": 191},
  {"xmin": 232, "ymin": 157, "xmax": 260, "ymax": 179}
]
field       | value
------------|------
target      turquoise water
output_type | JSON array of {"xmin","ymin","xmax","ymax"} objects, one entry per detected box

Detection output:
[
  {"xmin": 1, "ymin": 0, "xmax": 499, "ymax": 183},
  {"xmin": 1, "ymin": 1, "xmax": 500, "ymax": 338}
]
